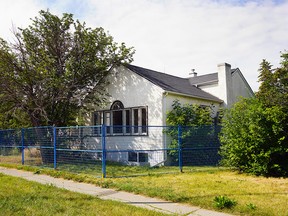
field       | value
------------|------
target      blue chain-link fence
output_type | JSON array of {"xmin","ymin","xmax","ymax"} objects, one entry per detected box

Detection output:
[{"xmin": 0, "ymin": 125, "xmax": 221, "ymax": 178}]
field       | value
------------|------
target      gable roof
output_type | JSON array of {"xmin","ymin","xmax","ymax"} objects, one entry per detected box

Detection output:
[{"xmin": 126, "ymin": 64, "xmax": 223, "ymax": 103}]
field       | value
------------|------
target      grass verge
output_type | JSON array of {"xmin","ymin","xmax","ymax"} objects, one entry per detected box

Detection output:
[
  {"xmin": 0, "ymin": 172, "xmax": 168, "ymax": 216},
  {"xmin": 1, "ymin": 163, "xmax": 287, "ymax": 216}
]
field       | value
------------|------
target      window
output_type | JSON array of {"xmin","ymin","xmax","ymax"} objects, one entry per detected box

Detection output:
[
  {"xmin": 133, "ymin": 109, "xmax": 139, "ymax": 133},
  {"xmin": 141, "ymin": 108, "xmax": 147, "ymax": 133},
  {"xmin": 128, "ymin": 152, "xmax": 148, "ymax": 163},
  {"xmin": 93, "ymin": 101, "xmax": 148, "ymax": 136},
  {"xmin": 128, "ymin": 152, "xmax": 137, "ymax": 162},
  {"xmin": 138, "ymin": 152, "xmax": 148, "ymax": 162},
  {"xmin": 125, "ymin": 110, "xmax": 131, "ymax": 133}
]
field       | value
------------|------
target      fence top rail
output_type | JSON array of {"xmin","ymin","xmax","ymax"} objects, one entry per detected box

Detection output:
[
  {"xmin": 22, "ymin": 126, "xmax": 54, "ymax": 130},
  {"xmin": 0, "ymin": 124, "xmax": 220, "ymax": 131},
  {"xmin": 56, "ymin": 125, "xmax": 102, "ymax": 129},
  {"xmin": 0, "ymin": 128, "xmax": 21, "ymax": 132}
]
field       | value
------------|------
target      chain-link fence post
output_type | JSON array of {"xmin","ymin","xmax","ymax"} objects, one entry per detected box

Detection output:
[
  {"xmin": 178, "ymin": 125, "xmax": 183, "ymax": 173},
  {"xmin": 21, "ymin": 128, "xmax": 25, "ymax": 165},
  {"xmin": 101, "ymin": 125, "xmax": 106, "ymax": 178},
  {"xmin": 53, "ymin": 127, "xmax": 57, "ymax": 169}
]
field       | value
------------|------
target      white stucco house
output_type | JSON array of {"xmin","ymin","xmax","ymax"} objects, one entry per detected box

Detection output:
[{"xmin": 85, "ymin": 63, "xmax": 254, "ymax": 166}]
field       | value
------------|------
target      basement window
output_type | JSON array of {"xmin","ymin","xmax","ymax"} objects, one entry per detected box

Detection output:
[{"xmin": 128, "ymin": 152, "xmax": 148, "ymax": 163}]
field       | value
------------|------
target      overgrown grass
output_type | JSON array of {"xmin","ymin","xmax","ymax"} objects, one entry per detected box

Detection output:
[
  {"xmin": 0, "ymin": 154, "xmax": 183, "ymax": 177},
  {"xmin": 0, "ymin": 173, "xmax": 168, "ymax": 216},
  {"xmin": 1, "ymin": 163, "xmax": 287, "ymax": 216}
]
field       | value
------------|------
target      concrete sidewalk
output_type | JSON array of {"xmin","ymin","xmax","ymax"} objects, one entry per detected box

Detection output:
[{"xmin": 0, "ymin": 167, "xmax": 233, "ymax": 216}]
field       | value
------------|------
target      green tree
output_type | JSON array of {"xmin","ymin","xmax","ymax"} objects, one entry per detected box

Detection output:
[
  {"xmin": 256, "ymin": 53, "xmax": 288, "ymax": 109},
  {"xmin": 166, "ymin": 100, "xmax": 213, "ymax": 126},
  {"xmin": 219, "ymin": 97, "xmax": 288, "ymax": 176},
  {"xmin": 0, "ymin": 106, "xmax": 31, "ymax": 129},
  {"xmin": 256, "ymin": 59, "xmax": 275, "ymax": 106},
  {"xmin": 165, "ymin": 100, "xmax": 215, "ymax": 164},
  {"xmin": 0, "ymin": 10, "xmax": 134, "ymax": 128},
  {"xmin": 220, "ymin": 51, "xmax": 288, "ymax": 177}
]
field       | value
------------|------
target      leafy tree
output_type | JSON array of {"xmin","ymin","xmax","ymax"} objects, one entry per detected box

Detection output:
[
  {"xmin": 0, "ymin": 10, "xmax": 134, "ymax": 128},
  {"xmin": 166, "ymin": 100, "xmax": 213, "ymax": 126},
  {"xmin": 256, "ymin": 53, "xmax": 288, "ymax": 109},
  {"xmin": 0, "ymin": 107, "xmax": 31, "ymax": 129},
  {"xmin": 219, "ymin": 97, "xmax": 288, "ymax": 176},
  {"xmin": 165, "ymin": 100, "xmax": 215, "ymax": 164},
  {"xmin": 220, "ymin": 51, "xmax": 288, "ymax": 176},
  {"xmin": 256, "ymin": 59, "xmax": 275, "ymax": 106}
]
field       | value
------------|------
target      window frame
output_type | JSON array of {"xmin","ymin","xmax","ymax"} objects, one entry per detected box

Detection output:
[
  {"xmin": 128, "ymin": 151, "xmax": 149, "ymax": 163},
  {"xmin": 93, "ymin": 103, "xmax": 148, "ymax": 136}
]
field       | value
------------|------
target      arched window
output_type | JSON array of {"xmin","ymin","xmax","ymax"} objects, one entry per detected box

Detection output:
[{"xmin": 110, "ymin": 101, "xmax": 124, "ymax": 110}]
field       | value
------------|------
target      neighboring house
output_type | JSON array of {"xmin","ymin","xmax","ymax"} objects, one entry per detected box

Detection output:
[{"xmin": 85, "ymin": 63, "xmax": 254, "ymax": 166}]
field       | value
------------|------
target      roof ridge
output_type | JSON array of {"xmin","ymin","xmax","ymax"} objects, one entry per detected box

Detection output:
[{"xmin": 127, "ymin": 64, "xmax": 187, "ymax": 80}]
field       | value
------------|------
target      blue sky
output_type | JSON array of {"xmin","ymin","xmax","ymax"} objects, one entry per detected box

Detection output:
[{"xmin": 1, "ymin": 0, "xmax": 288, "ymax": 91}]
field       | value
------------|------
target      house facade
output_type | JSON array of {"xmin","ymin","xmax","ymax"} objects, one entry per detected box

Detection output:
[{"xmin": 85, "ymin": 63, "xmax": 254, "ymax": 166}]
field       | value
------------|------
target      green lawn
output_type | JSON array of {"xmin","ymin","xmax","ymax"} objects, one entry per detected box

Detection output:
[
  {"xmin": 109, "ymin": 169, "xmax": 288, "ymax": 216},
  {"xmin": 0, "ymin": 173, "xmax": 168, "ymax": 216},
  {"xmin": 1, "ymin": 163, "xmax": 288, "ymax": 216}
]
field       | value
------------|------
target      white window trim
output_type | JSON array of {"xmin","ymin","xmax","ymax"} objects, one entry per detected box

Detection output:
[{"xmin": 93, "ymin": 105, "xmax": 148, "ymax": 136}]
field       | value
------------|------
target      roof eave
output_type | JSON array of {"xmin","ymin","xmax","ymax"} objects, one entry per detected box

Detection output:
[
  {"xmin": 163, "ymin": 90, "xmax": 223, "ymax": 104},
  {"xmin": 194, "ymin": 80, "xmax": 218, "ymax": 87}
]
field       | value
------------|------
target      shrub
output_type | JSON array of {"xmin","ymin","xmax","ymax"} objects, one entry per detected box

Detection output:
[{"xmin": 219, "ymin": 97, "xmax": 288, "ymax": 177}]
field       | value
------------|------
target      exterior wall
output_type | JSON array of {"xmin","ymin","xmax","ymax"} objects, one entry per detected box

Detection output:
[
  {"xmin": 84, "ymin": 127, "xmax": 166, "ymax": 167},
  {"xmin": 103, "ymin": 65, "xmax": 164, "ymax": 125},
  {"xmin": 86, "ymin": 66, "xmax": 166, "ymax": 166},
  {"xmin": 163, "ymin": 92, "xmax": 221, "ymax": 121},
  {"xmin": 198, "ymin": 84, "xmax": 219, "ymax": 104},
  {"xmin": 231, "ymin": 70, "xmax": 255, "ymax": 104}
]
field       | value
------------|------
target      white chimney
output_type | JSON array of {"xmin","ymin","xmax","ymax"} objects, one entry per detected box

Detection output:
[{"xmin": 217, "ymin": 63, "xmax": 233, "ymax": 107}]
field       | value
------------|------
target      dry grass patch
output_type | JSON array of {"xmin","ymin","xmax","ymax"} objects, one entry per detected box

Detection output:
[{"xmin": 109, "ymin": 169, "xmax": 288, "ymax": 215}]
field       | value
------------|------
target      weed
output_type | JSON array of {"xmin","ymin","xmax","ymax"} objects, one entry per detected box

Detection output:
[
  {"xmin": 34, "ymin": 169, "xmax": 41, "ymax": 174},
  {"xmin": 247, "ymin": 203, "xmax": 257, "ymax": 210},
  {"xmin": 214, "ymin": 195, "xmax": 237, "ymax": 209},
  {"xmin": 100, "ymin": 182, "xmax": 109, "ymax": 188}
]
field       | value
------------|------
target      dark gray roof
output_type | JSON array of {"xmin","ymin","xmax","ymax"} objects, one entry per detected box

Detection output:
[
  {"xmin": 126, "ymin": 64, "xmax": 223, "ymax": 103},
  {"xmin": 188, "ymin": 73, "xmax": 218, "ymax": 85},
  {"xmin": 189, "ymin": 69, "xmax": 237, "ymax": 85}
]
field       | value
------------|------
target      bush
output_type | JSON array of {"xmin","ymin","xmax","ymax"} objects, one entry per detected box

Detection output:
[{"xmin": 219, "ymin": 97, "xmax": 288, "ymax": 177}]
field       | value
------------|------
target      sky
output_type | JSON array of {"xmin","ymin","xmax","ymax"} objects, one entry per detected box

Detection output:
[{"xmin": 0, "ymin": 0, "xmax": 288, "ymax": 91}]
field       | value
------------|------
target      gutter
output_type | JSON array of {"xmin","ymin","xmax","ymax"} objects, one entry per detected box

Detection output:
[
  {"xmin": 194, "ymin": 80, "xmax": 218, "ymax": 87},
  {"xmin": 164, "ymin": 90, "xmax": 223, "ymax": 104}
]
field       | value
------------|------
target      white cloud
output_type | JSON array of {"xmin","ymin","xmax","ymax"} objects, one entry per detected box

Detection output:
[
  {"xmin": 0, "ymin": 0, "xmax": 43, "ymax": 40},
  {"xmin": 1, "ymin": 0, "xmax": 288, "ymax": 91}
]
